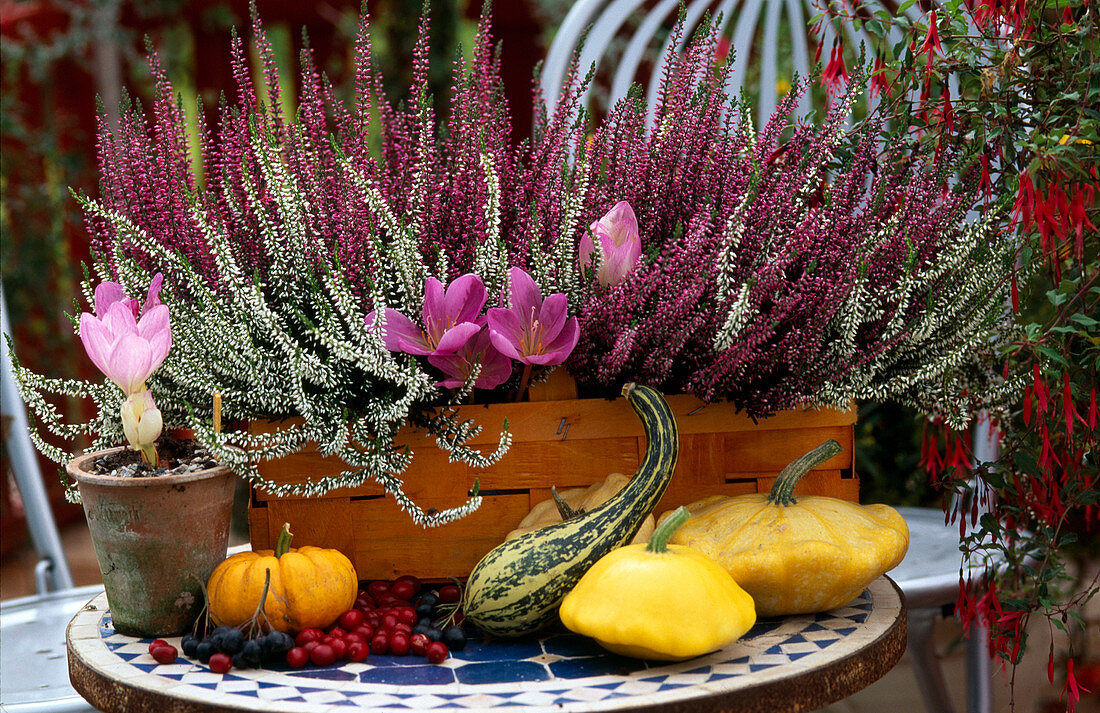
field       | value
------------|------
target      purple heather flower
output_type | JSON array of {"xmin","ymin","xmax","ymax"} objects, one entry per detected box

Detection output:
[
  {"xmin": 428, "ymin": 327, "xmax": 513, "ymax": 390},
  {"xmin": 579, "ymin": 201, "xmax": 642, "ymax": 287},
  {"xmin": 79, "ymin": 276, "xmax": 172, "ymax": 396},
  {"xmin": 366, "ymin": 274, "xmax": 487, "ymax": 356},
  {"xmin": 487, "ymin": 268, "xmax": 579, "ymax": 366}
]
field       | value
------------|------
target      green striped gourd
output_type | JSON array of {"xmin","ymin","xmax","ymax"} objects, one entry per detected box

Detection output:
[{"xmin": 462, "ymin": 382, "xmax": 679, "ymax": 637}]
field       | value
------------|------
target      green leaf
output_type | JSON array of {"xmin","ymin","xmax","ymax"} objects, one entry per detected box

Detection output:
[{"xmin": 1036, "ymin": 345, "xmax": 1069, "ymax": 367}]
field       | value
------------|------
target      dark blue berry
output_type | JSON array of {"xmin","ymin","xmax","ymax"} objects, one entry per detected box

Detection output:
[
  {"xmin": 195, "ymin": 641, "xmax": 214, "ymax": 663},
  {"xmin": 242, "ymin": 639, "xmax": 263, "ymax": 665},
  {"xmin": 219, "ymin": 628, "xmax": 245, "ymax": 655},
  {"xmin": 441, "ymin": 626, "xmax": 467, "ymax": 651},
  {"xmin": 181, "ymin": 634, "xmax": 199, "ymax": 657}
]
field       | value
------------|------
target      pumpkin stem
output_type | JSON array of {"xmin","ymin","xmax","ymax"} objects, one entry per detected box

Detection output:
[
  {"xmin": 767, "ymin": 439, "xmax": 843, "ymax": 506},
  {"xmin": 647, "ymin": 506, "xmax": 690, "ymax": 553},
  {"xmin": 275, "ymin": 522, "xmax": 294, "ymax": 558}
]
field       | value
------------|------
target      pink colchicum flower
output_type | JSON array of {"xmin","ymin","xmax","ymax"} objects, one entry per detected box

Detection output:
[
  {"xmin": 120, "ymin": 390, "xmax": 163, "ymax": 466},
  {"xmin": 487, "ymin": 268, "xmax": 579, "ymax": 367},
  {"xmin": 579, "ymin": 201, "xmax": 642, "ymax": 287},
  {"xmin": 365, "ymin": 274, "xmax": 487, "ymax": 356},
  {"xmin": 79, "ymin": 276, "xmax": 172, "ymax": 397},
  {"xmin": 428, "ymin": 328, "xmax": 513, "ymax": 390}
]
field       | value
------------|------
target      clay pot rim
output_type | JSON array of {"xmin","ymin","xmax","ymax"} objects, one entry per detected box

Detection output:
[{"xmin": 67, "ymin": 445, "xmax": 233, "ymax": 488}]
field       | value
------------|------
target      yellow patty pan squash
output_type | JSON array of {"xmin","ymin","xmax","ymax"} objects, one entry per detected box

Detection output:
[
  {"xmin": 207, "ymin": 523, "xmax": 357, "ymax": 634},
  {"xmin": 506, "ymin": 472, "xmax": 655, "ymax": 544},
  {"xmin": 559, "ymin": 506, "xmax": 756, "ymax": 661},
  {"xmin": 660, "ymin": 440, "xmax": 909, "ymax": 617}
]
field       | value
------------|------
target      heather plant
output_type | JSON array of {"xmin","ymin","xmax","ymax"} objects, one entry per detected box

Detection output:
[
  {"xmin": 11, "ymin": 7, "xmax": 1020, "ymax": 530},
  {"xmin": 562, "ymin": 17, "xmax": 1018, "ymax": 422}
]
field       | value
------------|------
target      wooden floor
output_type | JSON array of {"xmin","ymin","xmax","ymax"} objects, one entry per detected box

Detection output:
[{"xmin": 2, "ymin": 519, "xmax": 1097, "ymax": 713}]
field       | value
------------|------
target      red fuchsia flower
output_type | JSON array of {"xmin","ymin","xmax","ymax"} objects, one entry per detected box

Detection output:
[
  {"xmin": 120, "ymin": 390, "xmax": 163, "ymax": 466},
  {"xmin": 487, "ymin": 268, "xmax": 579, "ymax": 367},
  {"xmin": 428, "ymin": 327, "xmax": 513, "ymax": 390},
  {"xmin": 919, "ymin": 10, "xmax": 942, "ymax": 64},
  {"xmin": 79, "ymin": 275, "xmax": 172, "ymax": 396},
  {"xmin": 822, "ymin": 41, "xmax": 849, "ymax": 95},
  {"xmin": 366, "ymin": 274, "xmax": 487, "ymax": 356},
  {"xmin": 870, "ymin": 55, "xmax": 891, "ymax": 98},
  {"xmin": 579, "ymin": 201, "xmax": 642, "ymax": 287}
]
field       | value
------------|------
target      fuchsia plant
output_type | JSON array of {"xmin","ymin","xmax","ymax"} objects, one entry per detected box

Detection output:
[{"xmin": 78, "ymin": 275, "xmax": 171, "ymax": 465}]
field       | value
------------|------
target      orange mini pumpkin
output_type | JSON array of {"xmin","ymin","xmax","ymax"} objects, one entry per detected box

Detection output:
[{"xmin": 207, "ymin": 523, "xmax": 357, "ymax": 633}]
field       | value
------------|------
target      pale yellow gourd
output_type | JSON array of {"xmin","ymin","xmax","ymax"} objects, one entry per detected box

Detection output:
[
  {"xmin": 505, "ymin": 472, "xmax": 655, "ymax": 544},
  {"xmin": 659, "ymin": 440, "xmax": 909, "ymax": 617}
]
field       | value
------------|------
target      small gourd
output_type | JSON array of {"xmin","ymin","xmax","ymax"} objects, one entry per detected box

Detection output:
[
  {"xmin": 206, "ymin": 523, "xmax": 357, "ymax": 633},
  {"xmin": 463, "ymin": 383, "xmax": 679, "ymax": 638},
  {"xmin": 559, "ymin": 506, "xmax": 756, "ymax": 661},
  {"xmin": 660, "ymin": 440, "xmax": 909, "ymax": 617},
  {"xmin": 505, "ymin": 473, "xmax": 655, "ymax": 544}
]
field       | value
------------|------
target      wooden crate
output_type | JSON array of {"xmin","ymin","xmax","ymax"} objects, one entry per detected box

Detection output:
[{"xmin": 248, "ymin": 388, "xmax": 857, "ymax": 581}]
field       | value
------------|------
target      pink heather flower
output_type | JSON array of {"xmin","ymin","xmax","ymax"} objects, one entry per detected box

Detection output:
[
  {"xmin": 366, "ymin": 274, "xmax": 487, "ymax": 356},
  {"xmin": 120, "ymin": 390, "xmax": 163, "ymax": 465},
  {"xmin": 79, "ymin": 276, "xmax": 172, "ymax": 396},
  {"xmin": 487, "ymin": 268, "xmax": 579, "ymax": 366},
  {"xmin": 428, "ymin": 327, "xmax": 513, "ymax": 390},
  {"xmin": 579, "ymin": 201, "xmax": 642, "ymax": 287}
]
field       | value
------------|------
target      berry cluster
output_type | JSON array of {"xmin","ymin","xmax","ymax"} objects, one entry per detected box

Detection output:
[
  {"xmin": 179, "ymin": 627, "xmax": 294, "ymax": 674},
  {"xmin": 156, "ymin": 575, "xmax": 468, "ymax": 674}
]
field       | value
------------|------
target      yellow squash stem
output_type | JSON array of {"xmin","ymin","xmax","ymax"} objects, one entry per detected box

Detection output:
[
  {"xmin": 646, "ymin": 506, "xmax": 690, "ymax": 553},
  {"xmin": 766, "ymin": 439, "xmax": 842, "ymax": 506}
]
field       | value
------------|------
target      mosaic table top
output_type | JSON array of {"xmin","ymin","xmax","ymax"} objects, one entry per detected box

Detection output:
[{"xmin": 67, "ymin": 576, "xmax": 905, "ymax": 713}]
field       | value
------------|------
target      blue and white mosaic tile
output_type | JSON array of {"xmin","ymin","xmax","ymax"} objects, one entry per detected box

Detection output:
[{"xmin": 67, "ymin": 577, "xmax": 902, "ymax": 712}]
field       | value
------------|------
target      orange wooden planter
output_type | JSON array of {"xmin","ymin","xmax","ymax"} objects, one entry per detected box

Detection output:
[{"xmin": 248, "ymin": 382, "xmax": 857, "ymax": 581}]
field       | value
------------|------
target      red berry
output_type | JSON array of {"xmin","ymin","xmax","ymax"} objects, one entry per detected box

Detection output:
[
  {"xmin": 310, "ymin": 644, "xmax": 337, "ymax": 667},
  {"xmin": 345, "ymin": 632, "xmax": 366, "ymax": 645},
  {"xmin": 367, "ymin": 581, "xmax": 391, "ymax": 599},
  {"xmin": 370, "ymin": 633, "xmax": 389, "ymax": 655},
  {"xmin": 394, "ymin": 623, "xmax": 412, "ymax": 636},
  {"xmin": 285, "ymin": 647, "xmax": 309, "ymax": 669},
  {"xmin": 303, "ymin": 640, "xmax": 320, "ymax": 654},
  {"xmin": 390, "ymin": 633, "xmax": 410, "ymax": 656},
  {"xmin": 366, "ymin": 613, "xmax": 382, "ymax": 628},
  {"xmin": 209, "ymin": 652, "xmax": 233, "ymax": 674},
  {"xmin": 150, "ymin": 644, "xmax": 177, "ymax": 664},
  {"xmin": 295, "ymin": 628, "xmax": 323, "ymax": 646},
  {"xmin": 207, "ymin": 651, "xmax": 232, "ymax": 673},
  {"xmin": 381, "ymin": 613, "xmax": 398, "ymax": 631},
  {"xmin": 397, "ymin": 606, "xmax": 417, "ymax": 626},
  {"xmin": 409, "ymin": 633, "xmax": 430, "ymax": 657},
  {"xmin": 438, "ymin": 584, "xmax": 461, "ymax": 603},
  {"xmin": 148, "ymin": 639, "xmax": 170, "ymax": 655},
  {"xmin": 327, "ymin": 627, "xmax": 347, "ymax": 639},
  {"xmin": 426, "ymin": 641, "xmax": 449, "ymax": 664},
  {"xmin": 354, "ymin": 625, "xmax": 374, "ymax": 640},
  {"xmin": 390, "ymin": 579, "xmax": 416, "ymax": 601},
  {"xmin": 338, "ymin": 610, "xmax": 364, "ymax": 630},
  {"xmin": 329, "ymin": 638, "xmax": 348, "ymax": 661},
  {"xmin": 377, "ymin": 596, "xmax": 404, "ymax": 609},
  {"xmin": 346, "ymin": 641, "xmax": 369, "ymax": 662},
  {"xmin": 394, "ymin": 574, "xmax": 422, "ymax": 595}
]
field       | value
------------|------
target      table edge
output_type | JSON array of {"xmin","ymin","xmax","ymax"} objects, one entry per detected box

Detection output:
[{"xmin": 67, "ymin": 578, "xmax": 907, "ymax": 713}]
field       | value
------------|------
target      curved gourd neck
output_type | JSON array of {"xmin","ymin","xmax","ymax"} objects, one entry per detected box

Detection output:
[{"xmin": 767, "ymin": 440, "xmax": 843, "ymax": 506}]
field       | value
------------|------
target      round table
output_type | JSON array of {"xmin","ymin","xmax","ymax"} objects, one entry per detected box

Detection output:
[{"xmin": 67, "ymin": 577, "xmax": 905, "ymax": 713}]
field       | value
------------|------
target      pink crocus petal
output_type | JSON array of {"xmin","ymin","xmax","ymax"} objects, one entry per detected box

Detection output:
[
  {"xmin": 366, "ymin": 309, "xmax": 432, "ymax": 354},
  {"xmin": 79, "ymin": 312, "xmax": 116, "ymax": 378},
  {"xmin": 421, "ymin": 278, "xmax": 446, "ymax": 328},
  {"xmin": 584, "ymin": 201, "xmax": 642, "ymax": 286},
  {"xmin": 433, "ymin": 322, "xmax": 483, "ymax": 355},
  {"xmin": 137, "ymin": 304, "xmax": 172, "ymax": 364},
  {"xmin": 93, "ymin": 281, "xmax": 129, "ymax": 316},
  {"xmin": 536, "ymin": 292, "xmax": 569, "ymax": 345},
  {"xmin": 108, "ymin": 334, "xmax": 157, "ymax": 394},
  {"xmin": 141, "ymin": 273, "xmax": 164, "ymax": 315},
  {"xmin": 429, "ymin": 330, "xmax": 513, "ymax": 390},
  {"xmin": 486, "ymin": 308, "xmax": 526, "ymax": 362},
  {"xmin": 441, "ymin": 273, "xmax": 487, "ymax": 325},
  {"xmin": 526, "ymin": 317, "xmax": 579, "ymax": 366},
  {"xmin": 507, "ymin": 268, "xmax": 543, "ymax": 323}
]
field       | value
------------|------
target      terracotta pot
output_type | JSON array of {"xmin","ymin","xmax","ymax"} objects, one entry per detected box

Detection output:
[{"xmin": 68, "ymin": 447, "xmax": 236, "ymax": 637}]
